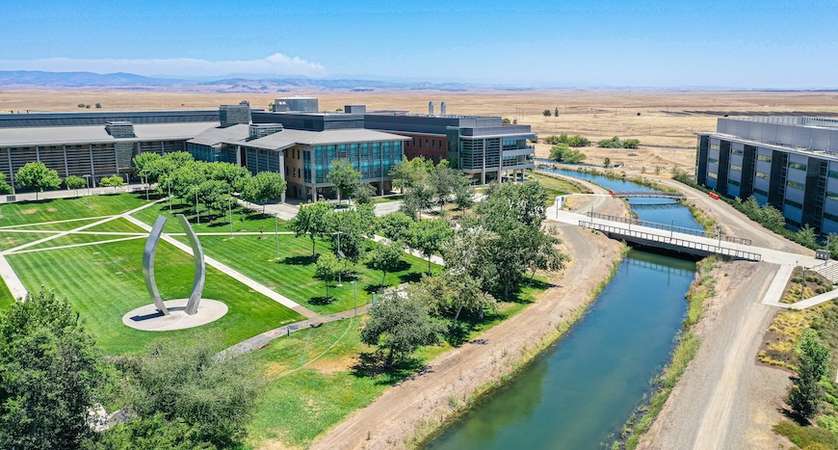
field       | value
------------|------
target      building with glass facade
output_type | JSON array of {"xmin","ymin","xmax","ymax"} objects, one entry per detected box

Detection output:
[{"xmin": 696, "ymin": 116, "xmax": 838, "ymax": 233}]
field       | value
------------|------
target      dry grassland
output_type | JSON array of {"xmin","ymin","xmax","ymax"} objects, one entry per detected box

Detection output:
[{"xmin": 4, "ymin": 89, "xmax": 838, "ymax": 174}]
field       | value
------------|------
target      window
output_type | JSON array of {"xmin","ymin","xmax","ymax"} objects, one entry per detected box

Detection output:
[
  {"xmin": 787, "ymin": 180, "xmax": 805, "ymax": 190},
  {"xmin": 708, "ymin": 172, "xmax": 718, "ymax": 180},
  {"xmin": 756, "ymin": 171, "xmax": 769, "ymax": 180},
  {"xmin": 785, "ymin": 199, "xmax": 803, "ymax": 208},
  {"xmin": 829, "ymin": 170, "xmax": 838, "ymax": 179},
  {"xmin": 825, "ymin": 212, "xmax": 838, "ymax": 222},
  {"xmin": 732, "ymin": 148, "xmax": 744, "ymax": 155},
  {"xmin": 828, "ymin": 193, "xmax": 838, "ymax": 202},
  {"xmin": 708, "ymin": 157, "xmax": 719, "ymax": 164},
  {"xmin": 730, "ymin": 164, "xmax": 742, "ymax": 172},
  {"xmin": 757, "ymin": 154, "xmax": 771, "ymax": 162},
  {"xmin": 753, "ymin": 188, "xmax": 768, "ymax": 196},
  {"xmin": 729, "ymin": 179, "xmax": 741, "ymax": 186},
  {"xmin": 789, "ymin": 161, "xmax": 807, "ymax": 171}
]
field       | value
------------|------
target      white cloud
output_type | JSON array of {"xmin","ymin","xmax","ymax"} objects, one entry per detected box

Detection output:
[{"xmin": 0, "ymin": 53, "xmax": 326, "ymax": 77}]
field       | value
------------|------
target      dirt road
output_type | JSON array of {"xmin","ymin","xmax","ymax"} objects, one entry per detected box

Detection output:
[
  {"xmin": 637, "ymin": 261, "xmax": 790, "ymax": 450},
  {"xmin": 309, "ymin": 226, "xmax": 623, "ymax": 450}
]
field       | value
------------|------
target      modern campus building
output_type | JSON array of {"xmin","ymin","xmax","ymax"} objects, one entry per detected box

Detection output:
[
  {"xmin": 0, "ymin": 98, "xmax": 535, "ymax": 200},
  {"xmin": 696, "ymin": 116, "xmax": 838, "ymax": 233}
]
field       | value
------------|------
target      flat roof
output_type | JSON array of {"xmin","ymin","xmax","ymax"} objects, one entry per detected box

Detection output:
[
  {"xmin": 187, "ymin": 124, "xmax": 250, "ymax": 147},
  {"xmin": 0, "ymin": 121, "xmax": 219, "ymax": 147},
  {"xmin": 239, "ymin": 128, "xmax": 409, "ymax": 151}
]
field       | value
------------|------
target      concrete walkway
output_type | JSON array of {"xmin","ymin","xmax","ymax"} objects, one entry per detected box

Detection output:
[
  {"xmin": 0, "ymin": 254, "xmax": 27, "ymax": 300},
  {"xmin": 123, "ymin": 214, "xmax": 319, "ymax": 319},
  {"xmin": 371, "ymin": 234, "xmax": 445, "ymax": 266},
  {"xmin": 760, "ymin": 264, "xmax": 794, "ymax": 308}
]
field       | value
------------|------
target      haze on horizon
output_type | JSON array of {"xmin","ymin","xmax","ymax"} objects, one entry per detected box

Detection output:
[{"xmin": 2, "ymin": 0, "xmax": 837, "ymax": 89}]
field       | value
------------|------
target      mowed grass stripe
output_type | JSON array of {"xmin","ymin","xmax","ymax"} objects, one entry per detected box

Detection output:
[
  {"xmin": 0, "ymin": 193, "xmax": 148, "ymax": 227},
  {"xmin": 7, "ymin": 237, "xmax": 303, "ymax": 354},
  {"xmin": 22, "ymin": 218, "xmax": 148, "ymax": 250},
  {"xmin": 131, "ymin": 199, "xmax": 292, "ymax": 234}
]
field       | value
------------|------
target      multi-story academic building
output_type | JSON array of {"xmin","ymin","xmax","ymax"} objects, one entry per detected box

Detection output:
[
  {"xmin": 0, "ymin": 98, "xmax": 535, "ymax": 200},
  {"xmin": 696, "ymin": 116, "xmax": 838, "ymax": 233}
]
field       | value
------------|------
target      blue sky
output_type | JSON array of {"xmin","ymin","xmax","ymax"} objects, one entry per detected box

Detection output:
[{"xmin": 2, "ymin": 0, "xmax": 837, "ymax": 88}]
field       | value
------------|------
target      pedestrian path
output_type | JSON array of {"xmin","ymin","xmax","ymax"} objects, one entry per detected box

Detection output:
[{"xmin": 123, "ymin": 214, "xmax": 319, "ymax": 319}]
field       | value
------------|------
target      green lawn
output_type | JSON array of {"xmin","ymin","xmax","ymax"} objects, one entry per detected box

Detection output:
[
  {"xmin": 22, "ymin": 218, "xmax": 147, "ymax": 251},
  {"xmin": 187, "ymin": 234, "xmax": 436, "ymax": 314},
  {"xmin": 529, "ymin": 172, "xmax": 589, "ymax": 204},
  {"xmin": 131, "ymin": 198, "xmax": 292, "ymax": 234},
  {"xmin": 7, "ymin": 238, "xmax": 303, "ymax": 354},
  {"xmin": 0, "ymin": 278, "xmax": 13, "ymax": 310},
  {"xmin": 243, "ymin": 277, "xmax": 551, "ymax": 448},
  {"xmin": 0, "ymin": 193, "xmax": 148, "ymax": 227}
]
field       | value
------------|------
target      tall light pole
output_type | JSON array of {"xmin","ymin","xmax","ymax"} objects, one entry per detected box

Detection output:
[
  {"xmin": 274, "ymin": 216, "xmax": 280, "ymax": 259},
  {"xmin": 195, "ymin": 191, "xmax": 200, "ymax": 224},
  {"xmin": 228, "ymin": 201, "xmax": 234, "ymax": 236}
]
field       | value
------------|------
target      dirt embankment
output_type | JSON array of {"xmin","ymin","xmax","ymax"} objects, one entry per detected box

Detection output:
[
  {"xmin": 310, "ymin": 226, "xmax": 624, "ymax": 450},
  {"xmin": 637, "ymin": 261, "xmax": 791, "ymax": 450}
]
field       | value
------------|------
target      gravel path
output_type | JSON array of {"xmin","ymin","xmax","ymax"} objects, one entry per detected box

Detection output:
[{"xmin": 637, "ymin": 261, "xmax": 791, "ymax": 450}]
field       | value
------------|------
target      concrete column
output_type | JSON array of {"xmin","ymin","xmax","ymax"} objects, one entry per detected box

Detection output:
[
  {"xmin": 35, "ymin": 145, "xmax": 40, "ymax": 162},
  {"xmin": 278, "ymin": 150, "xmax": 286, "ymax": 203},
  {"xmin": 311, "ymin": 184, "xmax": 317, "ymax": 202},
  {"xmin": 89, "ymin": 145, "xmax": 96, "ymax": 186},
  {"xmin": 62, "ymin": 145, "xmax": 69, "ymax": 177}
]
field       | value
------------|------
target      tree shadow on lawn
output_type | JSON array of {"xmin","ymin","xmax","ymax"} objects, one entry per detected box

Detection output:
[
  {"xmin": 282, "ymin": 255, "xmax": 318, "ymax": 266},
  {"xmin": 398, "ymin": 272, "xmax": 425, "ymax": 284},
  {"xmin": 363, "ymin": 259, "xmax": 411, "ymax": 273},
  {"xmin": 501, "ymin": 277, "xmax": 555, "ymax": 304},
  {"xmin": 308, "ymin": 295, "xmax": 336, "ymax": 306},
  {"xmin": 351, "ymin": 351, "xmax": 429, "ymax": 386}
]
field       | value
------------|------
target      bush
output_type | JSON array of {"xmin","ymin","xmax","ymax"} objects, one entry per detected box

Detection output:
[
  {"xmin": 544, "ymin": 133, "xmax": 590, "ymax": 147},
  {"xmin": 549, "ymin": 144, "xmax": 586, "ymax": 164}
]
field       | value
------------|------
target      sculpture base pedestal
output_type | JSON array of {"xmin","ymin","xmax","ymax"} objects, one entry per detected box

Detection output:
[{"xmin": 122, "ymin": 299, "xmax": 227, "ymax": 331}]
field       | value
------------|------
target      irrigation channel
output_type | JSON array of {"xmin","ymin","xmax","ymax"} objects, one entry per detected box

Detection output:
[{"xmin": 425, "ymin": 168, "xmax": 703, "ymax": 450}]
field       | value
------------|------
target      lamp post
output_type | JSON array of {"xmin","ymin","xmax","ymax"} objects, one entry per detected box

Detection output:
[
  {"xmin": 195, "ymin": 191, "xmax": 200, "ymax": 224},
  {"xmin": 82, "ymin": 174, "xmax": 92, "ymax": 198},
  {"xmin": 335, "ymin": 231, "xmax": 344, "ymax": 287},
  {"xmin": 228, "ymin": 201, "xmax": 233, "ymax": 236},
  {"xmin": 274, "ymin": 216, "xmax": 280, "ymax": 259}
]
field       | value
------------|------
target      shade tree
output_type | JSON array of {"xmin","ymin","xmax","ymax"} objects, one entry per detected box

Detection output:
[
  {"xmin": 291, "ymin": 201, "xmax": 333, "ymax": 257},
  {"xmin": 327, "ymin": 159, "xmax": 362, "ymax": 204},
  {"xmin": 15, "ymin": 162, "xmax": 61, "ymax": 199}
]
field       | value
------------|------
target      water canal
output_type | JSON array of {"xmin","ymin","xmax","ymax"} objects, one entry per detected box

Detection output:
[{"xmin": 425, "ymin": 169, "xmax": 702, "ymax": 450}]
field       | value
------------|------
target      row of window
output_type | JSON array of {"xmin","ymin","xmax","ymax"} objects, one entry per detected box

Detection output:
[{"xmin": 788, "ymin": 161, "xmax": 807, "ymax": 171}]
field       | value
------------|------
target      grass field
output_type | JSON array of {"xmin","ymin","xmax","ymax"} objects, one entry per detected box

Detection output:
[
  {"xmin": 0, "ymin": 279, "xmax": 13, "ymax": 310},
  {"xmin": 0, "ymin": 193, "xmax": 147, "ymax": 227},
  {"xmin": 7, "ymin": 238, "xmax": 303, "ymax": 354},
  {"xmin": 529, "ymin": 172, "xmax": 590, "ymax": 205},
  {"xmin": 243, "ymin": 281, "xmax": 546, "ymax": 448},
  {"xmin": 189, "ymin": 234, "xmax": 436, "ymax": 314},
  {"xmin": 131, "ymin": 197, "xmax": 292, "ymax": 234}
]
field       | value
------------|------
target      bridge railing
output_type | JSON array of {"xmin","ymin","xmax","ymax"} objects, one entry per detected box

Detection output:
[
  {"xmin": 610, "ymin": 191, "xmax": 685, "ymax": 199},
  {"xmin": 585, "ymin": 212, "xmax": 753, "ymax": 246},
  {"xmin": 579, "ymin": 220, "xmax": 762, "ymax": 262}
]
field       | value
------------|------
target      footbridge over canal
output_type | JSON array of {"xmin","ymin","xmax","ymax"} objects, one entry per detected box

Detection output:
[{"xmin": 548, "ymin": 207, "xmax": 823, "ymax": 266}]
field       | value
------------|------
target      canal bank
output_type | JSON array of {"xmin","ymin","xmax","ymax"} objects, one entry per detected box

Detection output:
[
  {"xmin": 422, "ymin": 168, "xmax": 708, "ymax": 450},
  {"xmin": 311, "ymin": 225, "xmax": 626, "ymax": 450}
]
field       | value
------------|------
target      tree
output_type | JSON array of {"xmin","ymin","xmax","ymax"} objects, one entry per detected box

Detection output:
[
  {"xmin": 133, "ymin": 152, "xmax": 163, "ymax": 184},
  {"xmin": 787, "ymin": 330, "xmax": 830, "ymax": 421},
  {"xmin": 428, "ymin": 160, "xmax": 462, "ymax": 214},
  {"xmin": 377, "ymin": 211, "xmax": 414, "ymax": 243},
  {"xmin": 204, "ymin": 162, "xmax": 251, "ymax": 192},
  {"xmin": 86, "ymin": 413, "xmax": 207, "ymax": 450},
  {"xmin": 401, "ymin": 184, "xmax": 434, "ymax": 219},
  {"xmin": 327, "ymin": 205, "xmax": 374, "ymax": 262},
  {"xmin": 0, "ymin": 288, "xmax": 104, "ymax": 450},
  {"xmin": 354, "ymin": 183, "xmax": 375, "ymax": 205},
  {"xmin": 241, "ymin": 171, "xmax": 286, "ymax": 212},
  {"xmin": 327, "ymin": 159, "xmax": 361, "ymax": 204},
  {"xmin": 409, "ymin": 272, "xmax": 495, "ymax": 324},
  {"xmin": 15, "ymin": 162, "xmax": 61, "ymax": 200},
  {"xmin": 64, "ymin": 175, "xmax": 87, "ymax": 195},
  {"xmin": 598, "ymin": 136, "xmax": 624, "ymax": 148},
  {"xmin": 114, "ymin": 343, "xmax": 258, "ymax": 449},
  {"xmin": 159, "ymin": 161, "xmax": 207, "ymax": 200},
  {"xmin": 622, "ymin": 138, "xmax": 640, "ymax": 149},
  {"xmin": 453, "ymin": 179, "xmax": 474, "ymax": 210},
  {"xmin": 193, "ymin": 180, "xmax": 233, "ymax": 217},
  {"xmin": 0, "ymin": 172, "xmax": 12, "ymax": 194},
  {"xmin": 99, "ymin": 175, "xmax": 126, "ymax": 191},
  {"xmin": 542, "ymin": 109, "xmax": 552, "ymax": 117},
  {"xmin": 369, "ymin": 242, "xmax": 404, "ymax": 285},
  {"xmin": 795, "ymin": 225, "xmax": 818, "ymax": 249},
  {"xmin": 549, "ymin": 144, "xmax": 586, "ymax": 164},
  {"xmin": 390, "ymin": 157, "xmax": 432, "ymax": 193},
  {"xmin": 554, "ymin": 107, "xmax": 559, "ymax": 117},
  {"xmin": 408, "ymin": 219, "xmax": 453, "ymax": 273},
  {"xmin": 603, "ymin": 157, "xmax": 611, "ymax": 168},
  {"xmin": 314, "ymin": 252, "xmax": 341, "ymax": 299},
  {"xmin": 291, "ymin": 201, "xmax": 333, "ymax": 257},
  {"xmin": 360, "ymin": 290, "xmax": 443, "ymax": 368}
]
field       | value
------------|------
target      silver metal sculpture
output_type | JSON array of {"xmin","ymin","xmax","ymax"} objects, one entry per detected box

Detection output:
[{"xmin": 143, "ymin": 214, "xmax": 206, "ymax": 316}]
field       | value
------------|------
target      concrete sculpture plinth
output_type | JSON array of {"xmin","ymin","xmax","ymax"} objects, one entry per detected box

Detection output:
[{"xmin": 123, "ymin": 214, "xmax": 227, "ymax": 331}]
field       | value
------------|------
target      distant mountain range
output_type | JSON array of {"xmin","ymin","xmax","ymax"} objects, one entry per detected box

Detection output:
[{"xmin": 0, "ymin": 70, "xmax": 500, "ymax": 92}]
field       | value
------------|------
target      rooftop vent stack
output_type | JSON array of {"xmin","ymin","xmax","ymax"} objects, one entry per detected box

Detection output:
[
  {"xmin": 428, "ymin": 101, "xmax": 434, "ymax": 116},
  {"xmin": 104, "ymin": 121, "xmax": 135, "ymax": 138},
  {"xmin": 219, "ymin": 104, "xmax": 252, "ymax": 127},
  {"xmin": 440, "ymin": 101, "xmax": 447, "ymax": 115}
]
